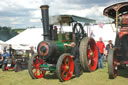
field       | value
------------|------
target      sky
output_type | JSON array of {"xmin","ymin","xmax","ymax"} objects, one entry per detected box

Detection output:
[{"xmin": 0, "ymin": 0, "xmax": 127, "ymax": 28}]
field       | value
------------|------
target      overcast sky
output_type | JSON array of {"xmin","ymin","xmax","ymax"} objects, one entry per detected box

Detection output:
[{"xmin": 0, "ymin": 0, "xmax": 127, "ymax": 28}]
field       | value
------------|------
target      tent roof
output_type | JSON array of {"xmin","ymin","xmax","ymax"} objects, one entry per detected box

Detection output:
[
  {"xmin": 5, "ymin": 26, "xmax": 72, "ymax": 46},
  {"xmin": 49, "ymin": 15, "xmax": 96, "ymax": 25},
  {"xmin": 6, "ymin": 28, "xmax": 43, "ymax": 45},
  {"xmin": 0, "ymin": 40, "xmax": 5, "ymax": 43},
  {"xmin": 103, "ymin": 2, "xmax": 128, "ymax": 19}
]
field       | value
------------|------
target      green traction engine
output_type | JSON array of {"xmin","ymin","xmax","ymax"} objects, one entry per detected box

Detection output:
[{"xmin": 28, "ymin": 5, "xmax": 98, "ymax": 82}]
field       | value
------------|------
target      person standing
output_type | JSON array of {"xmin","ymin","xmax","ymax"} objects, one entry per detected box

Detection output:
[
  {"xmin": 105, "ymin": 40, "xmax": 113, "ymax": 60},
  {"xmin": 1, "ymin": 50, "xmax": 10, "ymax": 64},
  {"xmin": 29, "ymin": 46, "xmax": 36, "ymax": 57},
  {"xmin": 0, "ymin": 52, "xmax": 3, "ymax": 65},
  {"xmin": 96, "ymin": 37, "xmax": 105, "ymax": 68},
  {"xmin": 8, "ymin": 44, "xmax": 14, "ymax": 57}
]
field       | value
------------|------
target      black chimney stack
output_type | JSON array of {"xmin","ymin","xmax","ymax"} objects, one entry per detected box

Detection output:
[{"xmin": 40, "ymin": 5, "xmax": 50, "ymax": 40}]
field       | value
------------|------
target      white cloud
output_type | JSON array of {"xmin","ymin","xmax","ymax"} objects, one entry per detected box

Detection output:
[
  {"xmin": 0, "ymin": 0, "xmax": 127, "ymax": 28},
  {"xmin": 59, "ymin": 6, "xmax": 106, "ymax": 22},
  {"xmin": 31, "ymin": 10, "xmax": 41, "ymax": 18},
  {"xmin": 11, "ymin": 21, "xmax": 22, "ymax": 25},
  {"xmin": 30, "ymin": 19, "xmax": 40, "ymax": 23},
  {"xmin": 1, "ymin": 0, "xmax": 43, "ymax": 9}
]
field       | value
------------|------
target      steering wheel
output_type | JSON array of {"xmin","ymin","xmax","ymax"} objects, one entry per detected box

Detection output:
[{"xmin": 73, "ymin": 23, "xmax": 86, "ymax": 43}]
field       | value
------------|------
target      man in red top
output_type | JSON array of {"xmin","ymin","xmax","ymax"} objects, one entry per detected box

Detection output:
[{"xmin": 96, "ymin": 37, "xmax": 105, "ymax": 68}]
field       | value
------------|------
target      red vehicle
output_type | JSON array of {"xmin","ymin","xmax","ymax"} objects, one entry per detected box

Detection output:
[{"xmin": 103, "ymin": 2, "xmax": 128, "ymax": 79}]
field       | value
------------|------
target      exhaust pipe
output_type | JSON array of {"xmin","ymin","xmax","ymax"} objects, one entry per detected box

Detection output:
[{"xmin": 40, "ymin": 5, "xmax": 50, "ymax": 40}]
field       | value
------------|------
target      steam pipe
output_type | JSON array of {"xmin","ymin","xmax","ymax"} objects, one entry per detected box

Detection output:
[{"xmin": 40, "ymin": 5, "xmax": 50, "ymax": 40}]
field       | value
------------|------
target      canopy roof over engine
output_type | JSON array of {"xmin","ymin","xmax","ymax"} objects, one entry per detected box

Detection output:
[
  {"xmin": 103, "ymin": 2, "xmax": 128, "ymax": 19},
  {"xmin": 49, "ymin": 15, "xmax": 96, "ymax": 25}
]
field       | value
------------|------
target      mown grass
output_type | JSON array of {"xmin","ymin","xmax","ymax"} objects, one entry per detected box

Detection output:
[{"xmin": 0, "ymin": 63, "xmax": 128, "ymax": 85}]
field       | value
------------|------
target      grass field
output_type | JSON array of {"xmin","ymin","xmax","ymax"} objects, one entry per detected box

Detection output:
[{"xmin": 0, "ymin": 63, "xmax": 128, "ymax": 85}]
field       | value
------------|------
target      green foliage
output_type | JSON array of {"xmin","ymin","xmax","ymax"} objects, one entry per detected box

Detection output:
[
  {"xmin": 13, "ymin": 29, "xmax": 25, "ymax": 33},
  {"xmin": 0, "ymin": 26, "xmax": 18, "ymax": 41}
]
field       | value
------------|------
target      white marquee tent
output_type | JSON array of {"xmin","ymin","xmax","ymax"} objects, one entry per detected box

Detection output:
[
  {"xmin": 6, "ymin": 24, "xmax": 116, "ymax": 50},
  {"xmin": 88, "ymin": 24, "xmax": 116, "ymax": 45},
  {"xmin": 6, "ymin": 28, "xmax": 44, "ymax": 50}
]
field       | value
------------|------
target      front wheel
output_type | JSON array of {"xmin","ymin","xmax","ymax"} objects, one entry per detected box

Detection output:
[
  {"xmin": 28, "ymin": 54, "xmax": 46, "ymax": 79},
  {"xmin": 108, "ymin": 48, "xmax": 118, "ymax": 79},
  {"xmin": 56, "ymin": 53, "xmax": 74, "ymax": 82}
]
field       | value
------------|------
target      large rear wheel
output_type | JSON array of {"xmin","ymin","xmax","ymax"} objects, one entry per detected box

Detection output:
[
  {"xmin": 79, "ymin": 37, "xmax": 98, "ymax": 72},
  {"xmin": 56, "ymin": 53, "xmax": 74, "ymax": 82},
  {"xmin": 28, "ymin": 54, "xmax": 46, "ymax": 79},
  {"xmin": 108, "ymin": 48, "xmax": 118, "ymax": 79}
]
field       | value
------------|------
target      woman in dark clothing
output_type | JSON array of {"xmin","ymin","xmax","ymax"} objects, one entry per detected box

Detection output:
[
  {"xmin": 71, "ymin": 44, "xmax": 81, "ymax": 77},
  {"xmin": 105, "ymin": 40, "xmax": 113, "ymax": 59},
  {"xmin": 8, "ymin": 44, "xmax": 14, "ymax": 57}
]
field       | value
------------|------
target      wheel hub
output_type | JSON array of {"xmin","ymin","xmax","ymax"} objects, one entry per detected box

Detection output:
[
  {"xmin": 90, "ymin": 52, "xmax": 94, "ymax": 56},
  {"xmin": 66, "ymin": 65, "xmax": 70, "ymax": 70},
  {"xmin": 115, "ymin": 66, "xmax": 118, "ymax": 70},
  {"xmin": 36, "ymin": 63, "xmax": 40, "ymax": 69}
]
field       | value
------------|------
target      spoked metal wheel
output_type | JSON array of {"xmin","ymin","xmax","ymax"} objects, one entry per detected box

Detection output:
[
  {"xmin": 108, "ymin": 48, "xmax": 118, "ymax": 79},
  {"xmin": 80, "ymin": 37, "xmax": 98, "ymax": 72},
  {"xmin": 72, "ymin": 23, "xmax": 85, "ymax": 42},
  {"xmin": 28, "ymin": 54, "xmax": 46, "ymax": 79},
  {"xmin": 56, "ymin": 53, "xmax": 74, "ymax": 82}
]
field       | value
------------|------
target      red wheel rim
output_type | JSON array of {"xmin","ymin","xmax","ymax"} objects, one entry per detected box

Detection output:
[
  {"xmin": 38, "ymin": 42, "xmax": 49, "ymax": 56},
  {"xmin": 32, "ymin": 55, "xmax": 46, "ymax": 78},
  {"xmin": 61, "ymin": 55, "xmax": 74, "ymax": 81},
  {"xmin": 113, "ymin": 58, "xmax": 117, "ymax": 77},
  {"xmin": 87, "ymin": 38, "xmax": 98, "ymax": 71}
]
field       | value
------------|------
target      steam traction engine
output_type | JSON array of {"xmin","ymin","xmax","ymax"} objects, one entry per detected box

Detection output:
[
  {"xmin": 103, "ymin": 2, "xmax": 128, "ymax": 79},
  {"xmin": 28, "ymin": 5, "xmax": 98, "ymax": 81}
]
